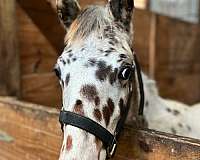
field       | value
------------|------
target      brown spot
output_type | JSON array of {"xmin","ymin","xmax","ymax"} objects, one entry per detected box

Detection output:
[
  {"xmin": 102, "ymin": 98, "xmax": 115, "ymax": 126},
  {"xmin": 68, "ymin": 53, "xmax": 73, "ymax": 57},
  {"xmin": 107, "ymin": 98, "xmax": 115, "ymax": 115},
  {"xmin": 94, "ymin": 109, "xmax": 102, "ymax": 122},
  {"xmin": 72, "ymin": 57, "xmax": 77, "ymax": 62},
  {"xmin": 173, "ymin": 110, "xmax": 180, "ymax": 116},
  {"xmin": 108, "ymin": 41, "xmax": 114, "ymax": 45},
  {"xmin": 95, "ymin": 137, "xmax": 102, "ymax": 150},
  {"xmin": 104, "ymin": 53, "xmax": 110, "ymax": 57},
  {"xmin": 66, "ymin": 49, "xmax": 72, "ymax": 53},
  {"xmin": 119, "ymin": 54, "xmax": 127, "ymax": 59},
  {"xmin": 96, "ymin": 61, "xmax": 112, "ymax": 81},
  {"xmin": 80, "ymin": 85, "xmax": 98, "ymax": 101},
  {"xmin": 94, "ymin": 96, "xmax": 100, "ymax": 106},
  {"xmin": 66, "ymin": 135, "xmax": 73, "ymax": 151},
  {"xmin": 166, "ymin": 108, "xmax": 172, "ymax": 113},
  {"xmin": 60, "ymin": 59, "xmax": 66, "ymax": 65},
  {"xmin": 187, "ymin": 125, "xmax": 192, "ymax": 131},
  {"xmin": 65, "ymin": 74, "xmax": 70, "ymax": 86},
  {"xmin": 88, "ymin": 58, "xmax": 97, "ymax": 67},
  {"xmin": 103, "ymin": 106, "xmax": 110, "ymax": 126},
  {"xmin": 145, "ymin": 101, "xmax": 149, "ymax": 108},
  {"xmin": 117, "ymin": 59, "xmax": 123, "ymax": 63},
  {"xmin": 171, "ymin": 128, "xmax": 177, "ymax": 134},
  {"xmin": 109, "ymin": 68, "xmax": 118, "ymax": 85},
  {"xmin": 67, "ymin": 59, "xmax": 70, "ymax": 64},
  {"xmin": 119, "ymin": 98, "xmax": 125, "ymax": 116},
  {"xmin": 178, "ymin": 123, "xmax": 183, "ymax": 128},
  {"xmin": 73, "ymin": 100, "xmax": 84, "ymax": 116}
]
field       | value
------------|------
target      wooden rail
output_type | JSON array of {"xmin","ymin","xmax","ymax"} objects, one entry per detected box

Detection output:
[{"xmin": 0, "ymin": 97, "xmax": 200, "ymax": 160}]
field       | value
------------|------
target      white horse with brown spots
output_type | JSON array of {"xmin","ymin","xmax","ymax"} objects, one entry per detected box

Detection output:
[
  {"xmin": 54, "ymin": 0, "xmax": 143, "ymax": 160},
  {"xmin": 142, "ymin": 74, "xmax": 200, "ymax": 139}
]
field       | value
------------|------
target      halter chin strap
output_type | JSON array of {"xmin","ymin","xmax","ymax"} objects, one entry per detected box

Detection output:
[
  {"xmin": 59, "ymin": 54, "xmax": 144, "ymax": 158},
  {"xmin": 59, "ymin": 111, "xmax": 118, "ymax": 157}
]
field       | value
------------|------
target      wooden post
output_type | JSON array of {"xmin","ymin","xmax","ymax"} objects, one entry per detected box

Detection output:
[
  {"xmin": 0, "ymin": 0, "xmax": 20, "ymax": 97},
  {"xmin": 149, "ymin": 13, "xmax": 157, "ymax": 79}
]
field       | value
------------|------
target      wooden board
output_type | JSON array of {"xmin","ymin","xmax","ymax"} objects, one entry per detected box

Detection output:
[
  {"xmin": 150, "ymin": 0, "xmax": 200, "ymax": 23},
  {"xmin": 21, "ymin": 73, "xmax": 61, "ymax": 107},
  {"xmin": 1, "ymin": 97, "xmax": 200, "ymax": 160},
  {"xmin": 0, "ymin": 0, "xmax": 20, "ymax": 97},
  {"xmin": 17, "ymin": 0, "xmax": 65, "ymax": 53},
  {"xmin": 155, "ymin": 16, "xmax": 200, "ymax": 104}
]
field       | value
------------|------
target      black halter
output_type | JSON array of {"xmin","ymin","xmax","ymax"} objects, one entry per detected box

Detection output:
[{"xmin": 59, "ymin": 54, "xmax": 144, "ymax": 158}]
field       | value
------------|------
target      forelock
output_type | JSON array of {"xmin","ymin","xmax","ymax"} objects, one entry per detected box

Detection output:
[{"xmin": 65, "ymin": 5, "xmax": 112, "ymax": 44}]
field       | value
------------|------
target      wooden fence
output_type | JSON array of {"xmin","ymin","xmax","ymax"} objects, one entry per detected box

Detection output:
[{"xmin": 1, "ymin": 97, "xmax": 200, "ymax": 160}]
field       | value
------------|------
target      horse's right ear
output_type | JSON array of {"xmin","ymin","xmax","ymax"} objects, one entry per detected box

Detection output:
[
  {"xmin": 108, "ymin": 0, "xmax": 134, "ymax": 31},
  {"xmin": 56, "ymin": 0, "xmax": 81, "ymax": 30}
]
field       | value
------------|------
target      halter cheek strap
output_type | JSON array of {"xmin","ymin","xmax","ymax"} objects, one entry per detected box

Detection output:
[
  {"xmin": 59, "ymin": 54, "xmax": 144, "ymax": 158},
  {"xmin": 134, "ymin": 54, "xmax": 145, "ymax": 115}
]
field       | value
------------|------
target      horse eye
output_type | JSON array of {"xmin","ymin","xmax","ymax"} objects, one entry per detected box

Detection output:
[
  {"xmin": 118, "ymin": 67, "xmax": 132, "ymax": 80},
  {"xmin": 54, "ymin": 65, "xmax": 61, "ymax": 79}
]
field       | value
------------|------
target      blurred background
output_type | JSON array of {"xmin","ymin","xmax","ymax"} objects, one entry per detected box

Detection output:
[{"xmin": 0, "ymin": 0, "xmax": 200, "ymax": 108}]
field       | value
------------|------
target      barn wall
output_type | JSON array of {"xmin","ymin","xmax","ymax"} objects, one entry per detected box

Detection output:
[
  {"xmin": 155, "ymin": 16, "xmax": 200, "ymax": 104},
  {"xmin": 17, "ymin": 5, "xmax": 61, "ymax": 107},
  {"xmin": 17, "ymin": 1, "xmax": 200, "ymax": 107}
]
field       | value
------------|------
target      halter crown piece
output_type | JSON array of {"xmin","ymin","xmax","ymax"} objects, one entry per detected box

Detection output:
[{"xmin": 59, "ymin": 54, "xmax": 145, "ymax": 158}]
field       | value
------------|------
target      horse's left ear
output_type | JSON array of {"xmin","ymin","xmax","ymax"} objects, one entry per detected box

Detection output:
[{"xmin": 108, "ymin": 0, "xmax": 134, "ymax": 31}]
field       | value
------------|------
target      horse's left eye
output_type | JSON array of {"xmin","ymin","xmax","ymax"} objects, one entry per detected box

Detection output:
[{"xmin": 118, "ymin": 67, "xmax": 133, "ymax": 80}]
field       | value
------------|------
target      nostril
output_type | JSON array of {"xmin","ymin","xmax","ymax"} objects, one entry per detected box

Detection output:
[{"xmin": 76, "ymin": 100, "xmax": 82, "ymax": 105}]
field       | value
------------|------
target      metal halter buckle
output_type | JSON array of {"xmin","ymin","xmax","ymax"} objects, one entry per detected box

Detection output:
[{"xmin": 107, "ymin": 136, "xmax": 117, "ymax": 158}]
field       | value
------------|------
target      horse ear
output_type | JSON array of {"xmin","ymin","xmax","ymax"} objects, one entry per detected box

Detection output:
[
  {"xmin": 56, "ymin": 0, "xmax": 81, "ymax": 30},
  {"xmin": 108, "ymin": 0, "xmax": 134, "ymax": 31}
]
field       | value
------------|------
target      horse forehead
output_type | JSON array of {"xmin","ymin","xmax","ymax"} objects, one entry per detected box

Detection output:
[{"xmin": 59, "ymin": 50, "xmax": 124, "ymax": 74}]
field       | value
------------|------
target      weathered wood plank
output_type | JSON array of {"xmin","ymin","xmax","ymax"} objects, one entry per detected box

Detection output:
[
  {"xmin": 0, "ymin": 97, "xmax": 200, "ymax": 160},
  {"xmin": 150, "ymin": 0, "xmax": 200, "ymax": 23},
  {"xmin": 0, "ymin": 0, "xmax": 20, "ymax": 97},
  {"xmin": 17, "ymin": 0, "xmax": 65, "ymax": 53},
  {"xmin": 21, "ymin": 73, "xmax": 61, "ymax": 107},
  {"xmin": 155, "ymin": 16, "xmax": 200, "ymax": 104},
  {"xmin": 0, "ymin": 97, "xmax": 61, "ymax": 160},
  {"xmin": 17, "ymin": 5, "xmax": 58, "ymax": 75}
]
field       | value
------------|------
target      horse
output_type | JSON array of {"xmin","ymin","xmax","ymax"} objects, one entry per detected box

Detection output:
[
  {"xmin": 54, "ymin": 0, "xmax": 144, "ymax": 159},
  {"xmin": 142, "ymin": 74, "xmax": 200, "ymax": 139}
]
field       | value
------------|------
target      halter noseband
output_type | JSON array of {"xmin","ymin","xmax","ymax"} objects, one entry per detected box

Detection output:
[{"xmin": 59, "ymin": 54, "xmax": 144, "ymax": 158}]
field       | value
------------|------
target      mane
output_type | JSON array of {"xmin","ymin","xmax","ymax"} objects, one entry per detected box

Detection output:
[{"xmin": 65, "ymin": 5, "xmax": 112, "ymax": 44}]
